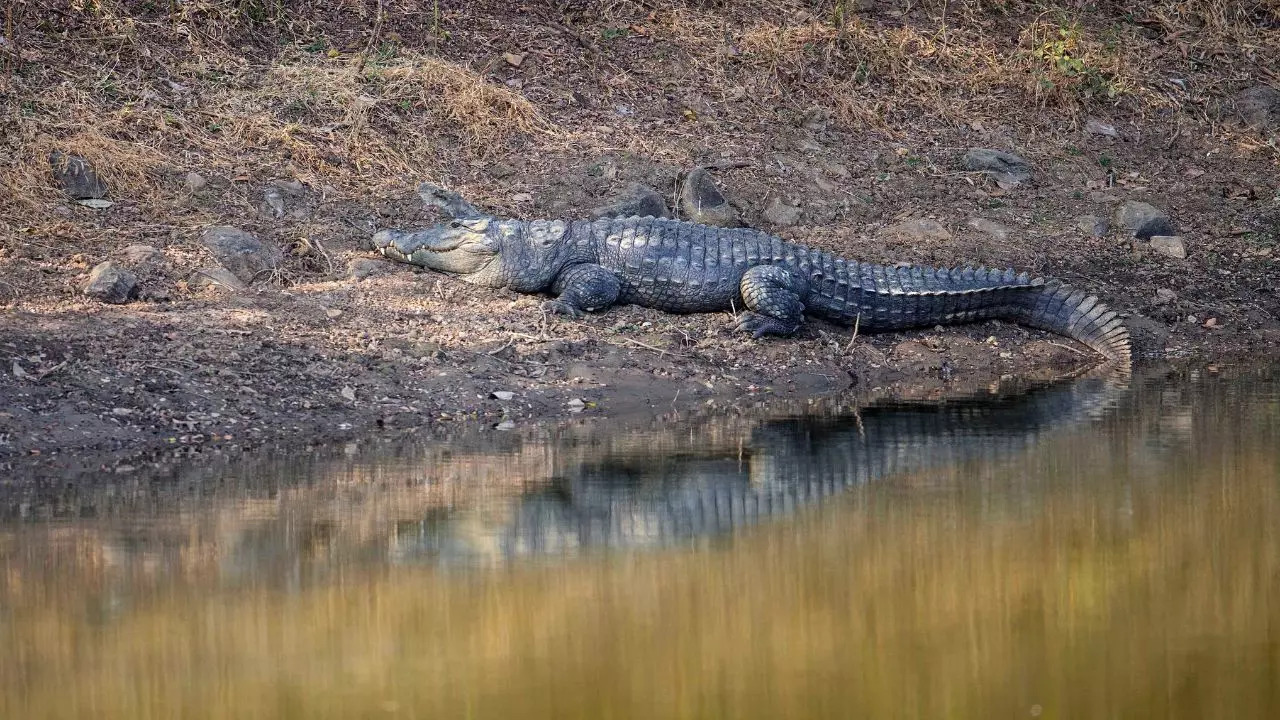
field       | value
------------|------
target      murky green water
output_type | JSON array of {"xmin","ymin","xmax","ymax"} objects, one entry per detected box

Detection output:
[{"xmin": 2, "ymin": 366, "xmax": 1278, "ymax": 719}]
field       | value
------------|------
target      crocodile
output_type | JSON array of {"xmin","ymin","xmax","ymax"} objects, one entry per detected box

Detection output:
[{"xmin": 373, "ymin": 184, "xmax": 1131, "ymax": 366}]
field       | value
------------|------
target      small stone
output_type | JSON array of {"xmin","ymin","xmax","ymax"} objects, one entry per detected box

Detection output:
[
  {"xmin": 185, "ymin": 171, "xmax": 207, "ymax": 192},
  {"xmin": 52, "ymin": 206, "xmax": 73, "ymax": 218},
  {"xmin": 83, "ymin": 262, "xmax": 137, "ymax": 304},
  {"xmin": 347, "ymin": 258, "xmax": 388, "ymax": 280},
  {"xmin": 1085, "ymin": 118, "xmax": 1120, "ymax": 138},
  {"xmin": 826, "ymin": 163, "xmax": 851, "ymax": 179},
  {"xmin": 1153, "ymin": 288, "xmax": 1177, "ymax": 305},
  {"xmin": 1149, "ymin": 235, "xmax": 1187, "ymax": 259},
  {"xmin": 763, "ymin": 197, "xmax": 802, "ymax": 227},
  {"xmin": 887, "ymin": 217, "xmax": 952, "ymax": 241},
  {"xmin": 504, "ymin": 52, "xmax": 525, "ymax": 68},
  {"xmin": 491, "ymin": 391, "xmax": 515, "ymax": 401},
  {"xmin": 591, "ymin": 183, "xmax": 670, "ymax": 219},
  {"xmin": 1076, "ymin": 214, "xmax": 1109, "ymax": 237},
  {"xmin": 260, "ymin": 186, "xmax": 286, "ymax": 219},
  {"xmin": 76, "ymin": 199, "xmax": 113, "ymax": 210},
  {"xmin": 1232, "ymin": 86, "xmax": 1280, "ymax": 132},
  {"xmin": 1204, "ymin": 317, "xmax": 1218, "ymax": 328},
  {"xmin": 49, "ymin": 151, "xmax": 108, "ymax": 199},
  {"xmin": 963, "ymin": 148, "xmax": 1032, "ymax": 189},
  {"xmin": 121, "ymin": 244, "xmax": 162, "ymax": 264},
  {"xmin": 679, "ymin": 168, "xmax": 740, "ymax": 227},
  {"xmin": 1114, "ymin": 200, "xmax": 1175, "ymax": 239},
  {"xmin": 1186, "ymin": 315, "xmax": 1198, "ymax": 324},
  {"xmin": 495, "ymin": 419, "xmax": 516, "ymax": 431},
  {"xmin": 325, "ymin": 308, "xmax": 343, "ymax": 319},
  {"xmin": 566, "ymin": 398, "xmax": 586, "ymax": 412},
  {"xmin": 966, "ymin": 218, "xmax": 1010, "ymax": 241},
  {"xmin": 200, "ymin": 226, "xmax": 280, "ymax": 285},
  {"xmin": 190, "ymin": 267, "xmax": 248, "ymax": 292},
  {"xmin": 511, "ymin": 192, "xmax": 534, "ymax": 203},
  {"xmin": 274, "ymin": 178, "xmax": 306, "ymax": 196}
]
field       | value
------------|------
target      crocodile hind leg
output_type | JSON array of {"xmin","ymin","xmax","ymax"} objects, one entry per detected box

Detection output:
[
  {"xmin": 543, "ymin": 263, "xmax": 621, "ymax": 317},
  {"xmin": 734, "ymin": 265, "xmax": 807, "ymax": 337}
]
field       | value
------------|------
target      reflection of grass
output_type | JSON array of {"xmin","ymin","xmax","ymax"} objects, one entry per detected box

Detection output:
[{"xmin": 2, "ymin": 384, "xmax": 1279, "ymax": 719}]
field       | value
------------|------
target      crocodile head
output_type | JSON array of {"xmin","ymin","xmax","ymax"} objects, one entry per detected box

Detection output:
[
  {"xmin": 374, "ymin": 218, "xmax": 572, "ymax": 291},
  {"xmin": 373, "ymin": 217, "xmax": 508, "ymax": 286}
]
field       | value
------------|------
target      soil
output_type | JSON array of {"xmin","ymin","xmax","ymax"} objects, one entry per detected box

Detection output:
[{"xmin": 2, "ymin": 1, "xmax": 1278, "ymax": 480}]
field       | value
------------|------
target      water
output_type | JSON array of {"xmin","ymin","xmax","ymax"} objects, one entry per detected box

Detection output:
[{"xmin": 2, "ymin": 366, "xmax": 1278, "ymax": 719}]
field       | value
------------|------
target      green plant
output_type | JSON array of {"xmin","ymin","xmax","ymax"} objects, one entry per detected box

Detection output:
[{"xmin": 601, "ymin": 27, "xmax": 628, "ymax": 41}]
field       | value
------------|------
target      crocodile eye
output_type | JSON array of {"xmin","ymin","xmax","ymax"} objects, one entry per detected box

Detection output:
[{"xmin": 448, "ymin": 220, "xmax": 462, "ymax": 229}]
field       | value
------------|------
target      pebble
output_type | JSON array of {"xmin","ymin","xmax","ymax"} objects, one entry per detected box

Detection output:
[
  {"xmin": 1153, "ymin": 288, "xmax": 1177, "ymax": 305},
  {"xmin": 49, "ymin": 151, "xmax": 108, "ymax": 199},
  {"xmin": 492, "ymin": 391, "xmax": 515, "ymax": 401},
  {"xmin": 1076, "ymin": 214, "xmax": 1109, "ymax": 237},
  {"xmin": 763, "ymin": 197, "xmax": 802, "ymax": 227},
  {"xmin": 185, "ymin": 171, "xmax": 207, "ymax": 192},
  {"xmin": 1085, "ymin": 118, "xmax": 1120, "ymax": 138},
  {"xmin": 200, "ymin": 226, "xmax": 280, "ymax": 284},
  {"xmin": 679, "ymin": 168, "xmax": 740, "ymax": 227},
  {"xmin": 966, "ymin": 218, "xmax": 1011, "ymax": 241},
  {"xmin": 347, "ymin": 258, "xmax": 388, "ymax": 280},
  {"xmin": 1149, "ymin": 235, "xmax": 1187, "ymax": 259},
  {"xmin": 591, "ymin": 183, "xmax": 670, "ymax": 220},
  {"xmin": 887, "ymin": 217, "xmax": 952, "ymax": 241},
  {"xmin": 1114, "ymin": 200, "xmax": 1175, "ymax": 239},
  {"xmin": 963, "ymin": 148, "xmax": 1032, "ymax": 189},
  {"xmin": 121, "ymin": 244, "xmax": 162, "ymax": 264},
  {"xmin": 83, "ymin": 262, "xmax": 138, "ymax": 304},
  {"xmin": 1233, "ymin": 86, "xmax": 1280, "ymax": 132}
]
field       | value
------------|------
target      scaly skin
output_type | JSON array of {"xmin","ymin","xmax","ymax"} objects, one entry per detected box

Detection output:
[{"xmin": 373, "ymin": 208, "xmax": 1131, "ymax": 367}]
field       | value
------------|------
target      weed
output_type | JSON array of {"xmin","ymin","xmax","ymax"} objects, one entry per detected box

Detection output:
[{"xmin": 602, "ymin": 27, "xmax": 629, "ymax": 41}]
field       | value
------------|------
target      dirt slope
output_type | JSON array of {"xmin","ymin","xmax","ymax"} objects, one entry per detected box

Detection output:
[{"xmin": 1, "ymin": 0, "xmax": 1278, "ymax": 477}]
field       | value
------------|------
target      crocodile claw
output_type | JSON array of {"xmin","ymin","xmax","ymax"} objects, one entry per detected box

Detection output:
[
  {"xmin": 542, "ymin": 300, "xmax": 584, "ymax": 318},
  {"xmin": 732, "ymin": 312, "xmax": 799, "ymax": 338}
]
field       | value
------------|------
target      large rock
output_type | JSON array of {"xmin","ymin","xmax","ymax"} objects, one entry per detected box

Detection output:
[
  {"xmin": 200, "ymin": 226, "xmax": 280, "ymax": 284},
  {"xmin": 49, "ymin": 152, "xmax": 107, "ymax": 200},
  {"xmin": 1149, "ymin": 235, "xmax": 1187, "ymax": 259},
  {"xmin": 83, "ymin": 262, "xmax": 137, "ymax": 304},
  {"xmin": 1232, "ymin": 86, "xmax": 1280, "ymax": 132},
  {"xmin": 962, "ymin": 148, "xmax": 1032, "ymax": 189},
  {"xmin": 590, "ymin": 183, "xmax": 670, "ymax": 219},
  {"xmin": 887, "ymin": 217, "xmax": 952, "ymax": 241},
  {"xmin": 1114, "ymin": 200, "xmax": 1175, "ymax": 239},
  {"xmin": 762, "ymin": 197, "xmax": 802, "ymax": 227},
  {"xmin": 678, "ymin": 168, "xmax": 741, "ymax": 227}
]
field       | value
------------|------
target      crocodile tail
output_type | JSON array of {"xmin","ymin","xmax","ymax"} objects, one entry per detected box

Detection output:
[{"xmin": 1012, "ymin": 280, "xmax": 1131, "ymax": 368}]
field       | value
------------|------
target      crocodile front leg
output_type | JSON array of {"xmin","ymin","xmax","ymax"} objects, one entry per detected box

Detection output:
[
  {"xmin": 543, "ymin": 263, "xmax": 622, "ymax": 317},
  {"xmin": 734, "ymin": 265, "xmax": 807, "ymax": 337}
]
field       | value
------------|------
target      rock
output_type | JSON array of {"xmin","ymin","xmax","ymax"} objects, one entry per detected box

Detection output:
[
  {"xmin": 199, "ymin": 226, "xmax": 280, "ymax": 284},
  {"xmin": 1232, "ymin": 86, "xmax": 1280, "ymax": 132},
  {"xmin": 49, "ymin": 152, "xmax": 108, "ymax": 199},
  {"xmin": 1153, "ymin": 288, "xmax": 1177, "ymax": 305},
  {"xmin": 826, "ymin": 163, "xmax": 851, "ymax": 179},
  {"xmin": 762, "ymin": 197, "xmax": 802, "ymax": 227},
  {"xmin": 504, "ymin": 52, "xmax": 525, "ymax": 68},
  {"xmin": 274, "ymin": 178, "xmax": 306, "ymax": 196},
  {"xmin": 678, "ymin": 168, "xmax": 740, "ymax": 227},
  {"xmin": 887, "ymin": 217, "xmax": 952, "ymax": 241},
  {"xmin": 962, "ymin": 148, "xmax": 1032, "ymax": 189},
  {"xmin": 511, "ymin": 192, "xmax": 534, "ymax": 203},
  {"xmin": 966, "ymin": 218, "xmax": 1011, "ymax": 241},
  {"xmin": 184, "ymin": 172, "xmax": 207, "ymax": 192},
  {"xmin": 1149, "ymin": 235, "xmax": 1187, "ymax": 259},
  {"xmin": 1085, "ymin": 118, "xmax": 1120, "ymax": 138},
  {"xmin": 590, "ymin": 183, "xmax": 670, "ymax": 219},
  {"xmin": 491, "ymin": 391, "xmax": 515, "ymax": 401},
  {"xmin": 1076, "ymin": 214, "xmax": 1109, "ymax": 237},
  {"xmin": 347, "ymin": 258, "xmax": 389, "ymax": 280},
  {"xmin": 121, "ymin": 244, "xmax": 162, "ymax": 264},
  {"xmin": 260, "ymin": 186, "xmax": 286, "ymax": 219},
  {"xmin": 191, "ymin": 267, "xmax": 248, "ymax": 292},
  {"xmin": 83, "ymin": 262, "xmax": 137, "ymax": 304},
  {"xmin": 1114, "ymin": 200, "xmax": 1175, "ymax": 239}
]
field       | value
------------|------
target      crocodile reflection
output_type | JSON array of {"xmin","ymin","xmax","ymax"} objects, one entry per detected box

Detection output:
[{"xmin": 402, "ymin": 371, "xmax": 1126, "ymax": 562}]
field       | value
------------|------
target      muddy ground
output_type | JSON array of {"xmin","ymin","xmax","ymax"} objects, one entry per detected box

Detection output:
[{"xmin": 1, "ymin": 1, "xmax": 1278, "ymax": 479}]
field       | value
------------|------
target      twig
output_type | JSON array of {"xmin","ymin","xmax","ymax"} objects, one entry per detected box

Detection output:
[
  {"xmin": 1044, "ymin": 340, "xmax": 1088, "ymax": 356},
  {"xmin": 844, "ymin": 313, "xmax": 861, "ymax": 353},
  {"xmin": 616, "ymin": 337, "xmax": 670, "ymax": 356},
  {"xmin": 356, "ymin": 0, "xmax": 386, "ymax": 75},
  {"xmin": 486, "ymin": 335, "xmax": 516, "ymax": 356},
  {"xmin": 35, "ymin": 360, "xmax": 67, "ymax": 380}
]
